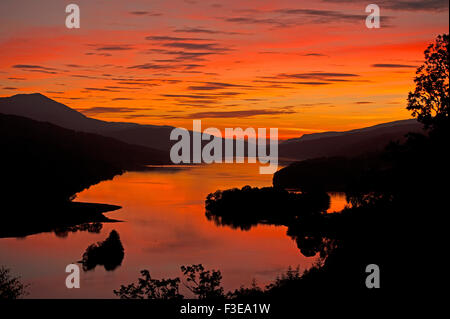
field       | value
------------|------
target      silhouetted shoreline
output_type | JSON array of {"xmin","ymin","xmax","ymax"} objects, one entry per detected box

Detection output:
[{"xmin": 0, "ymin": 202, "xmax": 122, "ymax": 238}]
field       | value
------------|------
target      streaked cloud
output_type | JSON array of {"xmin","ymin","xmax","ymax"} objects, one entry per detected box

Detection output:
[
  {"xmin": 187, "ymin": 82, "xmax": 252, "ymax": 91},
  {"xmin": 146, "ymin": 35, "xmax": 210, "ymax": 41},
  {"xmin": 301, "ymin": 53, "xmax": 328, "ymax": 57},
  {"xmin": 161, "ymin": 42, "xmax": 230, "ymax": 52},
  {"xmin": 275, "ymin": 8, "xmax": 366, "ymax": 23},
  {"xmin": 12, "ymin": 64, "xmax": 59, "ymax": 74},
  {"xmin": 129, "ymin": 11, "xmax": 162, "ymax": 16},
  {"xmin": 371, "ymin": 63, "xmax": 417, "ymax": 68},
  {"xmin": 1, "ymin": 0, "xmax": 446, "ymax": 136},
  {"xmin": 80, "ymin": 107, "xmax": 148, "ymax": 115},
  {"xmin": 174, "ymin": 27, "xmax": 244, "ymax": 35},
  {"xmin": 322, "ymin": 0, "xmax": 448, "ymax": 11},
  {"xmin": 95, "ymin": 45, "xmax": 134, "ymax": 51},
  {"xmin": 182, "ymin": 109, "xmax": 297, "ymax": 118}
]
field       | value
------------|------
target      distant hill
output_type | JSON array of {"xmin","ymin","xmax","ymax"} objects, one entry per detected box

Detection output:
[
  {"xmin": 279, "ymin": 119, "xmax": 424, "ymax": 161},
  {"xmin": 283, "ymin": 119, "xmax": 420, "ymax": 143},
  {"xmin": 0, "ymin": 93, "xmax": 175, "ymax": 151},
  {"xmin": 0, "ymin": 112, "xmax": 168, "ymax": 206},
  {"xmin": 0, "ymin": 93, "xmax": 243, "ymax": 158}
]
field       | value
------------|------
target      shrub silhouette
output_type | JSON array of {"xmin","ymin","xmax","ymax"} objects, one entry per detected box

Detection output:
[
  {"xmin": 113, "ymin": 270, "xmax": 182, "ymax": 300},
  {"xmin": 181, "ymin": 264, "xmax": 224, "ymax": 300},
  {"xmin": 114, "ymin": 264, "xmax": 224, "ymax": 299},
  {"xmin": 0, "ymin": 266, "xmax": 28, "ymax": 299}
]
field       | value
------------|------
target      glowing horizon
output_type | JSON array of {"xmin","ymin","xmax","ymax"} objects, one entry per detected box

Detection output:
[{"xmin": 0, "ymin": 0, "xmax": 448, "ymax": 138}]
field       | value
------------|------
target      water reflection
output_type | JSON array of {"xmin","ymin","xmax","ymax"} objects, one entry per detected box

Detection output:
[
  {"xmin": 80, "ymin": 230, "xmax": 124, "ymax": 272},
  {"xmin": 54, "ymin": 222, "xmax": 103, "ymax": 238},
  {"xmin": 204, "ymin": 185, "xmax": 336, "ymax": 258},
  {"xmin": 0, "ymin": 163, "xmax": 345, "ymax": 298}
]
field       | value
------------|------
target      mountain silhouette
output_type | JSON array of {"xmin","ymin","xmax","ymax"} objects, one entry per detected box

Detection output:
[
  {"xmin": 0, "ymin": 93, "xmax": 255, "ymax": 159},
  {"xmin": 279, "ymin": 119, "xmax": 423, "ymax": 161},
  {"xmin": 0, "ymin": 112, "xmax": 169, "ymax": 205},
  {"xmin": 0, "ymin": 112, "xmax": 171, "ymax": 237},
  {"xmin": 0, "ymin": 93, "xmax": 424, "ymax": 160},
  {"xmin": 0, "ymin": 93, "xmax": 175, "ymax": 151}
]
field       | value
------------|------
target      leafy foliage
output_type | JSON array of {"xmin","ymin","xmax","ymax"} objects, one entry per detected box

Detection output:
[
  {"xmin": 114, "ymin": 264, "xmax": 224, "ymax": 299},
  {"xmin": 407, "ymin": 34, "xmax": 449, "ymax": 131},
  {"xmin": 226, "ymin": 279, "xmax": 264, "ymax": 299},
  {"xmin": 181, "ymin": 264, "xmax": 224, "ymax": 299},
  {"xmin": 0, "ymin": 266, "xmax": 28, "ymax": 299},
  {"xmin": 114, "ymin": 270, "xmax": 182, "ymax": 300}
]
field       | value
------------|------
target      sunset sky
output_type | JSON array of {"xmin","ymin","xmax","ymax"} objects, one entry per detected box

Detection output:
[{"xmin": 0, "ymin": 0, "xmax": 448, "ymax": 138}]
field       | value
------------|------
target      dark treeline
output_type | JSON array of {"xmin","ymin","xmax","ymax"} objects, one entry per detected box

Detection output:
[
  {"xmin": 205, "ymin": 186, "xmax": 330, "ymax": 230},
  {"xmin": 273, "ymin": 153, "xmax": 386, "ymax": 192},
  {"xmin": 114, "ymin": 262, "xmax": 309, "ymax": 300}
]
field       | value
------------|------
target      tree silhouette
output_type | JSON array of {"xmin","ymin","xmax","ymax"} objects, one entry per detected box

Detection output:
[
  {"xmin": 115, "ymin": 264, "xmax": 225, "ymax": 299},
  {"xmin": 407, "ymin": 34, "xmax": 449, "ymax": 132},
  {"xmin": 113, "ymin": 270, "xmax": 182, "ymax": 299},
  {"xmin": 181, "ymin": 264, "xmax": 224, "ymax": 299},
  {"xmin": 0, "ymin": 266, "xmax": 28, "ymax": 299}
]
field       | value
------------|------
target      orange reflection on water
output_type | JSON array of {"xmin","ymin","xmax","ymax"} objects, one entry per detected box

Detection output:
[{"xmin": 0, "ymin": 163, "xmax": 347, "ymax": 298}]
